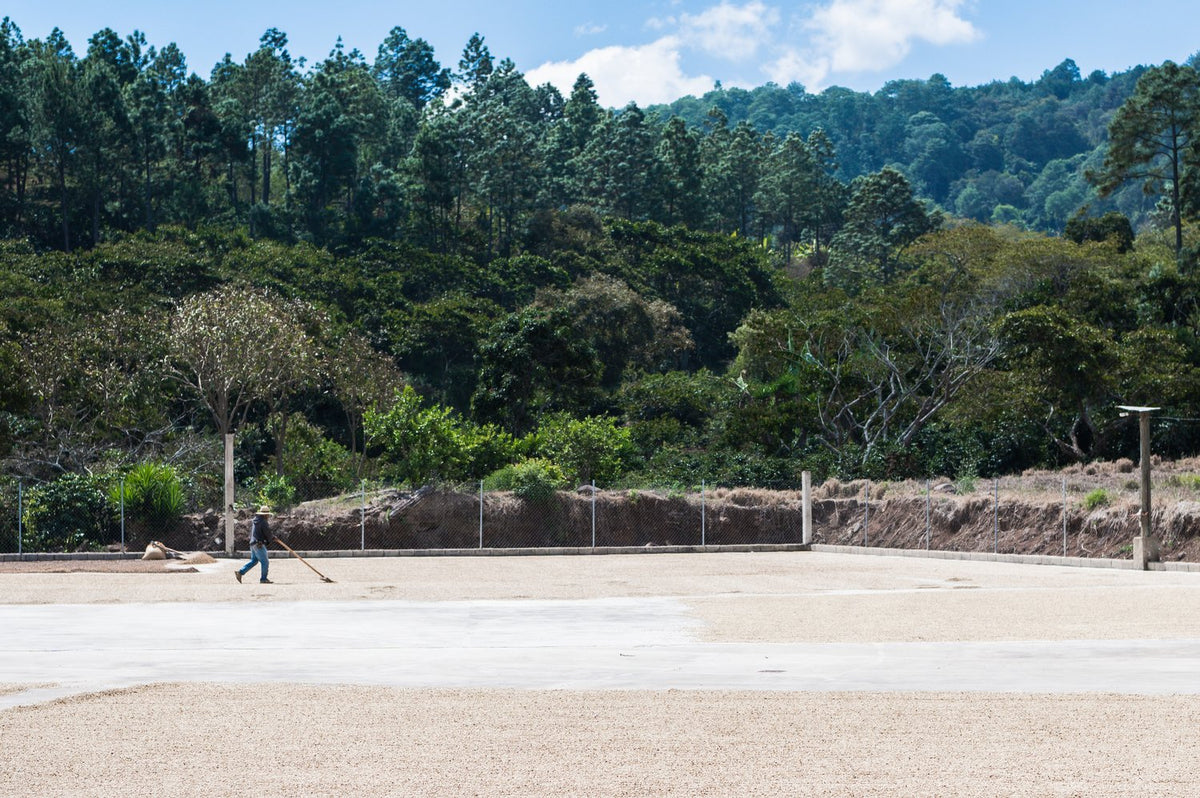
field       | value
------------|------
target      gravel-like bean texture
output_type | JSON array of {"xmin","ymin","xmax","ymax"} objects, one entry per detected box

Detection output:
[
  {"xmin": 4, "ymin": 552, "xmax": 1200, "ymax": 796},
  {"xmin": 3, "ymin": 685, "xmax": 1199, "ymax": 797}
]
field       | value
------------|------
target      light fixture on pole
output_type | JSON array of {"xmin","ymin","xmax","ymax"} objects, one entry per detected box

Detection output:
[{"xmin": 1117, "ymin": 405, "xmax": 1160, "ymax": 569}]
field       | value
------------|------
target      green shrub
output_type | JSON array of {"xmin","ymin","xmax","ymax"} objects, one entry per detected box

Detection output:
[
  {"xmin": 532, "ymin": 413, "xmax": 636, "ymax": 487},
  {"xmin": 23, "ymin": 473, "xmax": 114, "ymax": 552},
  {"xmin": 113, "ymin": 462, "xmax": 185, "ymax": 522},
  {"xmin": 484, "ymin": 458, "xmax": 567, "ymax": 503},
  {"xmin": 255, "ymin": 473, "xmax": 297, "ymax": 511},
  {"xmin": 366, "ymin": 386, "xmax": 518, "ymax": 486},
  {"xmin": 273, "ymin": 412, "xmax": 356, "ymax": 491},
  {"xmin": 0, "ymin": 476, "xmax": 19, "ymax": 552},
  {"xmin": 1083, "ymin": 489, "xmax": 1110, "ymax": 510},
  {"xmin": 1166, "ymin": 474, "xmax": 1200, "ymax": 491}
]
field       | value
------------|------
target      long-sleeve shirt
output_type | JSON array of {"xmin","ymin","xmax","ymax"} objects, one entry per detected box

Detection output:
[{"xmin": 250, "ymin": 515, "xmax": 272, "ymax": 546}]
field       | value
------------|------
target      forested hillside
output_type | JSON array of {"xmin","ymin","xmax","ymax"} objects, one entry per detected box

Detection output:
[
  {"xmin": 1, "ymin": 18, "xmax": 1199, "ymax": 552},
  {"xmin": 1, "ymin": 20, "xmax": 1192, "ymax": 249}
]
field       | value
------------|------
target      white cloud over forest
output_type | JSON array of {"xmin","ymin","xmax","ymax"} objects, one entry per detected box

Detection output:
[
  {"xmin": 783, "ymin": 0, "xmax": 980, "ymax": 85},
  {"xmin": 528, "ymin": 0, "xmax": 980, "ymax": 106},
  {"xmin": 677, "ymin": 1, "xmax": 780, "ymax": 60},
  {"xmin": 526, "ymin": 37, "xmax": 716, "ymax": 107}
]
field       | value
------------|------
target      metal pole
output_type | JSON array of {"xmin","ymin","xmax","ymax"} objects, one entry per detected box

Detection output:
[
  {"xmin": 993, "ymin": 477, "xmax": 999, "ymax": 554},
  {"xmin": 1139, "ymin": 411, "xmax": 1152, "ymax": 541},
  {"xmin": 863, "ymin": 481, "xmax": 869, "ymax": 546},
  {"xmin": 701, "ymin": 480, "xmax": 706, "ymax": 547},
  {"xmin": 1135, "ymin": 409, "xmax": 1158, "ymax": 567},
  {"xmin": 925, "ymin": 479, "xmax": 931, "ymax": 550},
  {"xmin": 120, "ymin": 476, "xmax": 126, "ymax": 552},
  {"xmin": 17, "ymin": 480, "xmax": 22, "ymax": 556},
  {"xmin": 479, "ymin": 480, "xmax": 484, "ymax": 550},
  {"xmin": 360, "ymin": 480, "xmax": 366, "ymax": 551},
  {"xmin": 801, "ymin": 471, "xmax": 812, "ymax": 545},
  {"xmin": 1062, "ymin": 476, "xmax": 1068, "ymax": 557},
  {"xmin": 591, "ymin": 481, "xmax": 596, "ymax": 549}
]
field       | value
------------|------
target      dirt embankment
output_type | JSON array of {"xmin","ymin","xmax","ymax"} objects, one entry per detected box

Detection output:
[{"xmin": 134, "ymin": 457, "xmax": 1200, "ymax": 562}]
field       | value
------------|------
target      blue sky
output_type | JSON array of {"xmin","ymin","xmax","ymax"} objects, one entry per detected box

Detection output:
[{"xmin": 6, "ymin": 1, "xmax": 1198, "ymax": 107}]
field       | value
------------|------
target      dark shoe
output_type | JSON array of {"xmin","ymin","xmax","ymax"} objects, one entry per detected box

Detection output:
[
  {"xmin": 235, "ymin": 570, "xmax": 243, "ymax": 583},
  {"xmin": 260, "ymin": 578, "xmax": 272, "ymax": 584}
]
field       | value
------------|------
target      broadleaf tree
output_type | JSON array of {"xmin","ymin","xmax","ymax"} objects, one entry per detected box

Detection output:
[{"xmin": 166, "ymin": 284, "xmax": 321, "ymax": 438}]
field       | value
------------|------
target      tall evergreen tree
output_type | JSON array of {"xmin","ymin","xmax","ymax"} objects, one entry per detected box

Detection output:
[
  {"xmin": 1090, "ymin": 61, "xmax": 1200, "ymax": 259},
  {"xmin": 0, "ymin": 18, "xmax": 31, "ymax": 237},
  {"xmin": 582, "ymin": 103, "xmax": 656, "ymax": 220},
  {"xmin": 456, "ymin": 32, "xmax": 493, "ymax": 90},
  {"xmin": 755, "ymin": 132, "xmax": 817, "ymax": 261},
  {"xmin": 373, "ymin": 26, "xmax": 450, "ymax": 110},
  {"xmin": 656, "ymin": 116, "xmax": 703, "ymax": 228},
  {"xmin": 26, "ymin": 29, "xmax": 80, "ymax": 250},
  {"xmin": 826, "ymin": 167, "xmax": 938, "ymax": 291}
]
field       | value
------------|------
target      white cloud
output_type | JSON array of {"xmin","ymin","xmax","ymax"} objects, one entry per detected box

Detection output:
[
  {"xmin": 529, "ymin": 2, "xmax": 774, "ymax": 106},
  {"xmin": 525, "ymin": 36, "xmax": 715, "ymax": 107},
  {"xmin": 531, "ymin": 0, "xmax": 979, "ymax": 106},
  {"xmin": 772, "ymin": 0, "xmax": 980, "ymax": 88},
  {"xmin": 574, "ymin": 22, "xmax": 608, "ymax": 36},
  {"xmin": 678, "ymin": 1, "xmax": 780, "ymax": 60},
  {"xmin": 764, "ymin": 49, "xmax": 829, "ymax": 90}
]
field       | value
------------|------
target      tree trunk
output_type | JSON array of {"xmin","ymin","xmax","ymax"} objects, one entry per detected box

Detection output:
[
  {"xmin": 58, "ymin": 154, "xmax": 70, "ymax": 252},
  {"xmin": 92, "ymin": 190, "xmax": 101, "ymax": 247},
  {"xmin": 143, "ymin": 152, "xmax": 154, "ymax": 232},
  {"xmin": 262, "ymin": 144, "xmax": 271, "ymax": 205},
  {"xmin": 248, "ymin": 136, "xmax": 257, "ymax": 206},
  {"xmin": 1171, "ymin": 136, "xmax": 1183, "ymax": 258}
]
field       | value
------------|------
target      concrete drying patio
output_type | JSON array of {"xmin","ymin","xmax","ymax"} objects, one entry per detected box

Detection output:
[{"xmin": 4, "ymin": 551, "xmax": 1200, "ymax": 796}]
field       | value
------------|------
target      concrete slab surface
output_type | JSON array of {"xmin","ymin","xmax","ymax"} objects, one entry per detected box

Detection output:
[
  {"xmin": 4, "ymin": 549, "xmax": 1200, "ymax": 708},
  {"xmin": 6, "ymin": 551, "xmax": 1200, "ymax": 797}
]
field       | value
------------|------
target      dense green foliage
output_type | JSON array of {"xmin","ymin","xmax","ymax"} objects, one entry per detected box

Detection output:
[
  {"xmin": 0, "ymin": 19, "xmax": 1195, "ymax": 251},
  {"xmin": 483, "ymin": 459, "xmax": 568, "ymax": 504},
  {"xmin": 2, "ymin": 19, "xmax": 1200, "ymax": 519},
  {"xmin": 22, "ymin": 472, "xmax": 112, "ymax": 551},
  {"xmin": 114, "ymin": 462, "xmax": 185, "ymax": 523}
]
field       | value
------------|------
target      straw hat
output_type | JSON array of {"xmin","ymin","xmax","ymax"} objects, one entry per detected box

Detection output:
[{"xmin": 255, "ymin": 506, "xmax": 273, "ymax": 516}]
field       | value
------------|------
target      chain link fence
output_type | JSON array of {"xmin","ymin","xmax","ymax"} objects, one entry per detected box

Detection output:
[
  {"xmin": 0, "ymin": 476, "xmax": 808, "ymax": 554},
  {"xmin": 5, "ymin": 458, "xmax": 1200, "ymax": 559},
  {"xmin": 246, "ymin": 481, "xmax": 808, "ymax": 552}
]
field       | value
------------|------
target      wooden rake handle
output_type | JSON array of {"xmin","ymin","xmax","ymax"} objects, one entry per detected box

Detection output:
[{"xmin": 273, "ymin": 537, "xmax": 335, "ymax": 583}]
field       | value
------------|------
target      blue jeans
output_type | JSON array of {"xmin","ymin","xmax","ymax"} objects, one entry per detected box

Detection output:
[{"xmin": 238, "ymin": 544, "xmax": 269, "ymax": 581}]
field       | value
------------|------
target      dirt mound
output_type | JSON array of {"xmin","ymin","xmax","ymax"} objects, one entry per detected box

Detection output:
[{"xmin": 110, "ymin": 458, "xmax": 1200, "ymax": 562}]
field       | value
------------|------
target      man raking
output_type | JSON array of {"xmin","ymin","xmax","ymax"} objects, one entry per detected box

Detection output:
[{"xmin": 235, "ymin": 506, "xmax": 273, "ymax": 584}]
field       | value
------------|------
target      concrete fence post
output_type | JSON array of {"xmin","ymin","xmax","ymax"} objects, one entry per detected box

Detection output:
[
  {"xmin": 224, "ymin": 433, "xmax": 235, "ymax": 556},
  {"xmin": 17, "ymin": 480, "xmax": 22, "ymax": 556},
  {"xmin": 120, "ymin": 476, "xmax": 126, "ymax": 553},
  {"xmin": 801, "ymin": 471, "xmax": 812, "ymax": 545}
]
